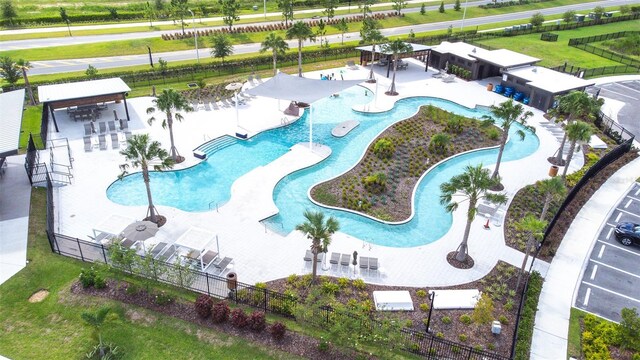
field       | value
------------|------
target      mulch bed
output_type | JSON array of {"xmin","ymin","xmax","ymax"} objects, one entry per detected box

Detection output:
[
  {"xmin": 72, "ymin": 280, "xmax": 369, "ymax": 360},
  {"xmin": 446, "ymin": 251, "xmax": 475, "ymax": 269}
]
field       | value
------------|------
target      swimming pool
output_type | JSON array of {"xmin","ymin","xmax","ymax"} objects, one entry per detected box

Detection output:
[{"xmin": 107, "ymin": 86, "xmax": 539, "ymax": 247}]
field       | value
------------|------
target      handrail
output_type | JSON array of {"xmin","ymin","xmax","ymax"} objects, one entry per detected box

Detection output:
[{"xmin": 208, "ymin": 201, "xmax": 219, "ymax": 212}]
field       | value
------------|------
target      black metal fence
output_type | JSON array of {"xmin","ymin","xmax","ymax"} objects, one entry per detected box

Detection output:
[
  {"xmin": 549, "ymin": 63, "xmax": 640, "ymax": 78},
  {"xmin": 568, "ymin": 31, "xmax": 640, "ymax": 69}
]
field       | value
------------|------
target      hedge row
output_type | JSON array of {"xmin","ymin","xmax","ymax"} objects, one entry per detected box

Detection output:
[
  {"xmin": 479, "ymin": 0, "xmax": 554, "ymax": 9},
  {"xmin": 0, "ymin": 11, "xmax": 147, "ymax": 27},
  {"xmin": 513, "ymin": 271, "xmax": 543, "ymax": 360}
]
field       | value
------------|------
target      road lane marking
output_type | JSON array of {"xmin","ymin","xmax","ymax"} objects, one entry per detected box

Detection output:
[
  {"xmin": 615, "ymin": 207, "xmax": 640, "ymax": 218},
  {"xmin": 583, "ymin": 288, "xmax": 591, "ymax": 306},
  {"xmin": 598, "ymin": 244, "xmax": 605, "ymax": 259},
  {"xmin": 591, "ymin": 259, "xmax": 640, "ymax": 280},
  {"xmin": 601, "ymin": 87, "xmax": 640, "ymax": 100},
  {"xmin": 55, "ymin": 60, "xmax": 77, "ymax": 66},
  {"xmin": 582, "ymin": 281, "xmax": 640, "ymax": 304},
  {"xmin": 590, "ymin": 265, "xmax": 598, "ymax": 280},
  {"xmin": 615, "ymin": 212, "xmax": 622, "ymax": 222},
  {"xmin": 616, "ymin": 82, "xmax": 640, "ymax": 95},
  {"xmin": 30, "ymin": 61, "xmax": 53, "ymax": 68},
  {"xmin": 635, "ymin": 187, "xmax": 640, "ymax": 196},
  {"xmin": 625, "ymin": 199, "xmax": 633, "ymax": 208},
  {"xmin": 628, "ymin": 195, "xmax": 640, "ymax": 202},
  {"xmin": 606, "ymin": 228, "xmax": 613, "ymax": 240},
  {"xmin": 597, "ymin": 239, "xmax": 640, "ymax": 256}
]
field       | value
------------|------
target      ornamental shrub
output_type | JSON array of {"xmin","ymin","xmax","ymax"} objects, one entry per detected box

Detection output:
[
  {"xmin": 459, "ymin": 314, "xmax": 472, "ymax": 325},
  {"xmin": 416, "ymin": 289, "xmax": 427, "ymax": 298},
  {"xmin": 363, "ymin": 172, "xmax": 387, "ymax": 194},
  {"xmin": 194, "ymin": 294, "xmax": 214, "ymax": 319},
  {"xmin": 211, "ymin": 301, "xmax": 230, "ymax": 323},
  {"xmin": 373, "ymin": 138, "xmax": 395, "ymax": 159},
  {"xmin": 230, "ymin": 308, "xmax": 249, "ymax": 328},
  {"xmin": 269, "ymin": 322, "xmax": 287, "ymax": 340},
  {"xmin": 248, "ymin": 311, "xmax": 267, "ymax": 332},
  {"xmin": 441, "ymin": 316, "xmax": 452, "ymax": 324}
]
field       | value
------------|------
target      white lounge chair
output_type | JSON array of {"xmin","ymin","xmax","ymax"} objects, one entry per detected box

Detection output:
[
  {"xmin": 213, "ymin": 256, "xmax": 233, "ymax": 274},
  {"xmin": 83, "ymin": 136, "xmax": 93, "ymax": 152},
  {"xmin": 110, "ymin": 133, "xmax": 120, "ymax": 149},
  {"xmin": 98, "ymin": 134, "xmax": 108, "ymax": 150},
  {"xmin": 200, "ymin": 250, "xmax": 218, "ymax": 270}
]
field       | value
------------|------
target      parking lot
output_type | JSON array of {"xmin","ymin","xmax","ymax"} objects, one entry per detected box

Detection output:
[
  {"xmin": 587, "ymin": 79, "xmax": 640, "ymax": 137},
  {"xmin": 575, "ymin": 182, "xmax": 640, "ymax": 322}
]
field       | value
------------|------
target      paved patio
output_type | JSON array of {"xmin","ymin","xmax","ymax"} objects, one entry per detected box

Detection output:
[{"xmin": 48, "ymin": 59, "xmax": 589, "ymax": 287}]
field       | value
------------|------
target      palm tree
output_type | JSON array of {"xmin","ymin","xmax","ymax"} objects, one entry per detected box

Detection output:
[
  {"xmin": 81, "ymin": 307, "xmax": 111, "ymax": 357},
  {"xmin": 548, "ymin": 91, "xmax": 603, "ymax": 165},
  {"xmin": 295, "ymin": 210, "xmax": 339, "ymax": 282},
  {"xmin": 381, "ymin": 39, "xmax": 412, "ymax": 96},
  {"xmin": 210, "ymin": 34, "xmax": 234, "ymax": 65},
  {"xmin": 428, "ymin": 133, "xmax": 450, "ymax": 155},
  {"xmin": 119, "ymin": 134, "xmax": 174, "ymax": 224},
  {"xmin": 360, "ymin": 27, "xmax": 386, "ymax": 83},
  {"xmin": 146, "ymin": 88, "xmax": 193, "ymax": 163},
  {"xmin": 286, "ymin": 21, "xmax": 316, "ymax": 77},
  {"xmin": 440, "ymin": 164, "xmax": 507, "ymax": 262},
  {"xmin": 561, "ymin": 121, "xmax": 593, "ymax": 179},
  {"xmin": 260, "ymin": 32, "xmax": 289, "ymax": 76},
  {"xmin": 482, "ymin": 99, "xmax": 534, "ymax": 184},
  {"xmin": 537, "ymin": 177, "xmax": 566, "ymax": 221},
  {"xmin": 514, "ymin": 214, "xmax": 547, "ymax": 291},
  {"xmin": 15, "ymin": 59, "xmax": 36, "ymax": 105}
]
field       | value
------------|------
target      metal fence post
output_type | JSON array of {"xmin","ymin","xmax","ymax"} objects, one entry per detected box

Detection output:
[
  {"xmin": 101, "ymin": 244, "xmax": 107, "ymax": 263},
  {"xmin": 206, "ymin": 272, "xmax": 210, "ymax": 296},
  {"xmin": 76, "ymin": 237, "xmax": 84, "ymax": 261},
  {"xmin": 263, "ymin": 288, "xmax": 267, "ymax": 312}
]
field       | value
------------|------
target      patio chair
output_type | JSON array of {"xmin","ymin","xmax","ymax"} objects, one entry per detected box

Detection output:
[
  {"xmin": 213, "ymin": 256, "xmax": 233, "ymax": 274},
  {"xmin": 442, "ymin": 74, "xmax": 456, "ymax": 83},
  {"xmin": 346, "ymin": 60, "xmax": 358, "ymax": 70},
  {"xmin": 84, "ymin": 123, "xmax": 93, "ymax": 136},
  {"xmin": 98, "ymin": 121, "xmax": 107, "ymax": 134},
  {"xmin": 369, "ymin": 257, "xmax": 378, "ymax": 271},
  {"xmin": 211, "ymin": 100, "xmax": 220, "ymax": 110},
  {"xmin": 340, "ymin": 253, "xmax": 351, "ymax": 267},
  {"xmin": 303, "ymin": 249, "xmax": 312, "ymax": 262},
  {"xmin": 107, "ymin": 120, "xmax": 117, "ymax": 133},
  {"xmin": 203, "ymin": 102, "xmax": 211, "ymax": 111},
  {"xmin": 330, "ymin": 252, "xmax": 340, "ymax": 265},
  {"xmin": 124, "ymin": 131, "xmax": 132, "ymax": 142},
  {"xmin": 200, "ymin": 249, "xmax": 219, "ymax": 270},
  {"xmin": 98, "ymin": 134, "xmax": 108, "ymax": 150},
  {"xmin": 110, "ymin": 133, "xmax": 120, "ymax": 149},
  {"xmin": 359, "ymin": 256, "xmax": 369, "ymax": 269},
  {"xmin": 220, "ymin": 98, "xmax": 232, "ymax": 108},
  {"xmin": 119, "ymin": 119, "xmax": 129, "ymax": 131},
  {"xmin": 377, "ymin": 58, "xmax": 388, "ymax": 67},
  {"xmin": 157, "ymin": 244, "xmax": 177, "ymax": 261},
  {"xmin": 83, "ymin": 136, "xmax": 93, "ymax": 152},
  {"xmin": 150, "ymin": 242, "xmax": 168, "ymax": 258}
]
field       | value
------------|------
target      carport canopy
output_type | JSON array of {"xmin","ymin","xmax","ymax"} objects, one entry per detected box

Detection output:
[{"xmin": 0, "ymin": 89, "xmax": 25, "ymax": 158}]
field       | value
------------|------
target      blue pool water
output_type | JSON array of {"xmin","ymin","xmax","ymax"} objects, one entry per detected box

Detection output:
[{"xmin": 107, "ymin": 86, "xmax": 539, "ymax": 247}]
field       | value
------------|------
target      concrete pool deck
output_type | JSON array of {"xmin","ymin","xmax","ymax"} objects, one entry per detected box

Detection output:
[{"xmin": 48, "ymin": 59, "xmax": 590, "ymax": 287}]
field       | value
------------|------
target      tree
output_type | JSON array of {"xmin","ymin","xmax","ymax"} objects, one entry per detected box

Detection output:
[
  {"xmin": 119, "ymin": 134, "xmax": 174, "ymax": 223},
  {"xmin": 210, "ymin": 33, "xmax": 233, "ymax": 64},
  {"xmin": 392, "ymin": 0, "xmax": 407, "ymax": 16},
  {"xmin": 381, "ymin": 39, "xmax": 412, "ymax": 96},
  {"xmin": 514, "ymin": 214, "xmax": 547, "ymax": 291},
  {"xmin": 146, "ymin": 89, "xmax": 193, "ymax": 163},
  {"xmin": 439, "ymin": 1, "xmax": 445, "ymax": 13},
  {"xmin": 0, "ymin": 56, "xmax": 21, "ymax": 85},
  {"xmin": 440, "ymin": 164, "xmax": 507, "ymax": 261},
  {"xmin": 619, "ymin": 308, "xmax": 640, "ymax": 351},
  {"xmin": 195, "ymin": 78, "xmax": 206, "ymax": 102},
  {"xmin": 81, "ymin": 307, "xmax": 112, "ymax": 357},
  {"xmin": 593, "ymin": 6, "xmax": 605, "ymax": 20},
  {"xmin": 170, "ymin": 0, "xmax": 189, "ymax": 35},
  {"xmin": 561, "ymin": 121, "xmax": 593, "ymax": 179},
  {"xmin": 85, "ymin": 64, "xmax": 98, "ymax": 79},
  {"xmin": 620, "ymin": 5, "xmax": 630, "ymax": 15},
  {"xmin": 295, "ymin": 210, "xmax": 339, "ymax": 283},
  {"xmin": 537, "ymin": 177, "xmax": 566, "ymax": 221},
  {"xmin": 108, "ymin": 241, "xmax": 137, "ymax": 288},
  {"xmin": 155, "ymin": 0, "xmax": 165, "ymax": 11},
  {"xmin": 530, "ymin": 12, "xmax": 545, "ymax": 28},
  {"xmin": 562, "ymin": 10, "xmax": 575, "ymax": 23},
  {"xmin": 360, "ymin": 0, "xmax": 374, "ymax": 18},
  {"xmin": 15, "ymin": 59, "xmax": 36, "ymax": 105},
  {"xmin": 323, "ymin": 0, "xmax": 336, "ymax": 20},
  {"xmin": 108, "ymin": 7, "xmax": 118, "ymax": 20},
  {"xmin": 472, "ymin": 293, "xmax": 494, "ymax": 325},
  {"xmin": 277, "ymin": 0, "xmax": 294, "ymax": 27},
  {"xmin": 286, "ymin": 21, "xmax": 316, "ymax": 77},
  {"xmin": 158, "ymin": 57, "xmax": 168, "ymax": 75},
  {"xmin": 219, "ymin": 0, "xmax": 240, "ymax": 30},
  {"xmin": 428, "ymin": 133, "xmax": 450, "ymax": 154},
  {"xmin": 1, "ymin": 0, "xmax": 17, "ymax": 26},
  {"xmin": 260, "ymin": 32, "xmax": 289, "ymax": 76},
  {"xmin": 198, "ymin": 3, "xmax": 208, "ymax": 21},
  {"xmin": 316, "ymin": 19, "xmax": 328, "ymax": 48},
  {"xmin": 548, "ymin": 91, "xmax": 603, "ymax": 166},
  {"xmin": 481, "ymin": 99, "xmax": 534, "ymax": 184},
  {"xmin": 335, "ymin": 18, "xmax": 349, "ymax": 45},
  {"xmin": 136, "ymin": 250, "xmax": 167, "ymax": 292},
  {"xmin": 59, "ymin": 7, "xmax": 72, "ymax": 36},
  {"xmin": 145, "ymin": 1, "xmax": 157, "ymax": 27},
  {"xmin": 420, "ymin": 3, "xmax": 426, "ymax": 15},
  {"xmin": 360, "ymin": 27, "xmax": 385, "ymax": 83},
  {"xmin": 454, "ymin": 0, "xmax": 461, "ymax": 11}
]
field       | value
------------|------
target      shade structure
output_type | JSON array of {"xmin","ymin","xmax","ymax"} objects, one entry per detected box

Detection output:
[
  {"xmin": 225, "ymin": 82, "xmax": 244, "ymax": 127},
  {"xmin": 121, "ymin": 221, "xmax": 159, "ymax": 242}
]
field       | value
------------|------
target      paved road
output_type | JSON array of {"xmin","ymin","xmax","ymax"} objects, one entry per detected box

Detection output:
[
  {"xmin": 575, "ymin": 183, "xmax": 640, "ymax": 322},
  {"xmin": 23, "ymin": 0, "xmax": 638, "ymax": 75}
]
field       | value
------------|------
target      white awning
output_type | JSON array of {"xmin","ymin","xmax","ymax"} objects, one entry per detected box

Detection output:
[
  {"xmin": 244, "ymin": 72, "xmax": 366, "ymax": 104},
  {"xmin": 175, "ymin": 227, "xmax": 215, "ymax": 252},
  {"xmin": 0, "ymin": 89, "xmax": 25, "ymax": 157},
  {"xmin": 355, "ymin": 42, "xmax": 432, "ymax": 54},
  {"xmin": 38, "ymin": 78, "xmax": 131, "ymax": 103}
]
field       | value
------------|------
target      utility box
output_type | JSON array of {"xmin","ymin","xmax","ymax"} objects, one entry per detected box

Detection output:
[{"xmin": 491, "ymin": 321, "xmax": 502, "ymax": 335}]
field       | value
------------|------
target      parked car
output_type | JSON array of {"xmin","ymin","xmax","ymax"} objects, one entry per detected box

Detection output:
[{"xmin": 614, "ymin": 222, "xmax": 640, "ymax": 246}]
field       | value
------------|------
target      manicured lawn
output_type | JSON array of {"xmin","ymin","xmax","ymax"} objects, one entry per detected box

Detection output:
[
  {"xmin": 475, "ymin": 20, "xmax": 640, "ymax": 67},
  {"xmin": 18, "ymin": 105, "xmax": 43, "ymax": 152},
  {"xmin": 0, "ymin": 188, "xmax": 301, "ymax": 360},
  {"xmin": 567, "ymin": 307, "xmax": 587, "ymax": 359}
]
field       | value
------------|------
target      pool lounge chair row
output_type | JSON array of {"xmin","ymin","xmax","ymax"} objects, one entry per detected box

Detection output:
[
  {"xmin": 84, "ymin": 132, "xmax": 131, "ymax": 152},
  {"xmin": 149, "ymin": 242, "xmax": 233, "ymax": 275}
]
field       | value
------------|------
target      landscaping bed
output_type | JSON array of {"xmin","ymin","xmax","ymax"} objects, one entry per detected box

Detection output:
[{"xmin": 311, "ymin": 105, "xmax": 502, "ymax": 222}]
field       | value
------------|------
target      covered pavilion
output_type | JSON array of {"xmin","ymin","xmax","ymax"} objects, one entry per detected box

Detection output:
[
  {"xmin": 356, "ymin": 42, "xmax": 432, "ymax": 77},
  {"xmin": 37, "ymin": 78, "xmax": 131, "ymax": 140}
]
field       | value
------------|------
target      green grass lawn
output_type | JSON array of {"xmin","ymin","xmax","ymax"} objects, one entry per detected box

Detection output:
[
  {"xmin": 567, "ymin": 307, "xmax": 587, "ymax": 359},
  {"xmin": 475, "ymin": 20, "xmax": 640, "ymax": 67}
]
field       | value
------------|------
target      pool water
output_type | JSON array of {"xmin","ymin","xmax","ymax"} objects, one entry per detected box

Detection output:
[{"xmin": 107, "ymin": 86, "xmax": 539, "ymax": 247}]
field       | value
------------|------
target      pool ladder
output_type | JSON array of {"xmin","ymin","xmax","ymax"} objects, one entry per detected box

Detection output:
[{"xmin": 208, "ymin": 201, "xmax": 220, "ymax": 212}]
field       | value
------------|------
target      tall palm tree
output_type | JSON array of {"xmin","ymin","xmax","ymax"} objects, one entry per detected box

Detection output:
[
  {"xmin": 146, "ymin": 88, "xmax": 193, "ymax": 163},
  {"xmin": 537, "ymin": 177, "xmax": 566, "ymax": 221},
  {"xmin": 260, "ymin": 32, "xmax": 289, "ymax": 76},
  {"xmin": 561, "ymin": 121, "xmax": 593, "ymax": 179},
  {"xmin": 514, "ymin": 214, "xmax": 547, "ymax": 291},
  {"xmin": 286, "ymin": 21, "xmax": 316, "ymax": 77},
  {"xmin": 81, "ymin": 307, "xmax": 111, "ymax": 357},
  {"xmin": 482, "ymin": 99, "xmax": 534, "ymax": 184},
  {"xmin": 440, "ymin": 164, "xmax": 507, "ymax": 262},
  {"xmin": 548, "ymin": 91, "xmax": 603, "ymax": 165},
  {"xmin": 295, "ymin": 210, "xmax": 339, "ymax": 282},
  {"xmin": 360, "ymin": 27, "xmax": 386, "ymax": 83},
  {"xmin": 381, "ymin": 39, "xmax": 412, "ymax": 96},
  {"xmin": 119, "ymin": 134, "xmax": 174, "ymax": 224},
  {"xmin": 14, "ymin": 59, "xmax": 36, "ymax": 105}
]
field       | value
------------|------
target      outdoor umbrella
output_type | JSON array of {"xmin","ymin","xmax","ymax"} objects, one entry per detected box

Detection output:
[
  {"xmin": 225, "ymin": 82, "xmax": 244, "ymax": 127},
  {"xmin": 121, "ymin": 221, "xmax": 159, "ymax": 250}
]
